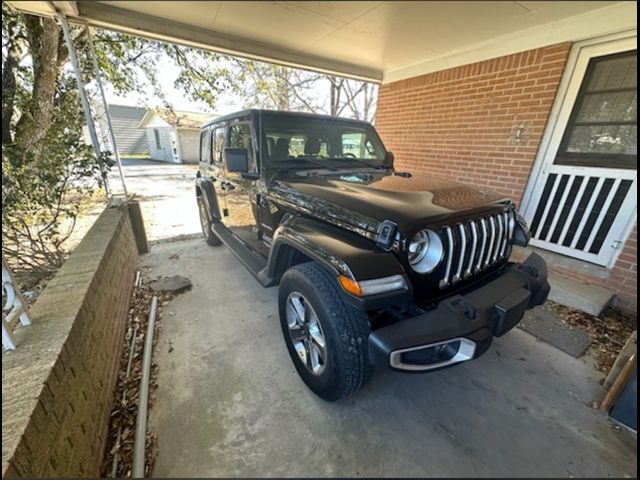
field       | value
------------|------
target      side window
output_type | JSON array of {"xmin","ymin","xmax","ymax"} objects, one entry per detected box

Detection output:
[
  {"xmin": 316, "ymin": 137, "xmax": 330, "ymax": 157},
  {"xmin": 199, "ymin": 128, "xmax": 210, "ymax": 163},
  {"xmin": 209, "ymin": 128, "xmax": 215, "ymax": 165},
  {"xmin": 154, "ymin": 129, "xmax": 162, "ymax": 150},
  {"xmin": 342, "ymin": 132, "xmax": 377, "ymax": 159},
  {"xmin": 229, "ymin": 123, "xmax": 256, "ymax": 172},
  {"xmin": 211, "ymin": 126, "xmax": 225, "ymax": 164},
  {"xmin": 289, "ymin": 136, "xmax": 304, "ymax": 157}
]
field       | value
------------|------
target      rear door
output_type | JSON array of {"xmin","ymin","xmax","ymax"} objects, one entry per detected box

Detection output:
[{"xmin": 199, "ymin": 124, "xmax": 226, "ymax": 220}]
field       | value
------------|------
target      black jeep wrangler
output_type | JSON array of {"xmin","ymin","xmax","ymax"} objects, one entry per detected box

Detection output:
[{"xmin": 195, "ymin": 109, "xmax": 549, "ymax": 401}]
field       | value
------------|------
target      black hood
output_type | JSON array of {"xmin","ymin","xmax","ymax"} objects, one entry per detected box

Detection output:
[{"xmin": 270, "ymin": 171, "xmax": 509, "ymax": 233}]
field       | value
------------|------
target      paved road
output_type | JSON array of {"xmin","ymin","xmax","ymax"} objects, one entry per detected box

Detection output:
[
  {"xmin": 113, "ymin": 159, "xmax": 201, "ymax": 241},
  {"xmin": 142, "ymin": 237, "xmax": 637, "ymax": 478}
]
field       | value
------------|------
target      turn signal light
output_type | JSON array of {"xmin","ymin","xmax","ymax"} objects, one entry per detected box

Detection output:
[
  {"xmin": 337, "ymin": 274, "xmax": 408, "ymax": 297},
  {"xmin": 337, "ymin": 275, "xmax": 362, "ymax": 297}
]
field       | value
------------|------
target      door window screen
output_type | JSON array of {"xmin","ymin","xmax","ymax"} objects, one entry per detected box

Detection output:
[{"xmin": 556, "ymin": 50, "xmax": 636, "ymax": 169}]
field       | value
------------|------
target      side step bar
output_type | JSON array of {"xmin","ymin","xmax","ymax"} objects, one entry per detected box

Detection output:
[{"xmin": 212, "ymin": 223, "xmax": 270, "ymax": 286}]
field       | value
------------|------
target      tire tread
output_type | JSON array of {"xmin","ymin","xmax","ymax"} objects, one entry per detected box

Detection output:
[{"xmin": 280, "ymin": 262, "xmax": 373, "ymax": 400}]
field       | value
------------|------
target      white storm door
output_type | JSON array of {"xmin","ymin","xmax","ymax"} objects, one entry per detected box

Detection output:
[{"xmin": 522, "ymin": 36, "xmax": 637, "ymax": 267}]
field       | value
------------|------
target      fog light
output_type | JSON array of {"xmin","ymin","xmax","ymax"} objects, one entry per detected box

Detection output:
[{"xmin": 390, "ymin": 338, "xmax": 476, "ymax": 371}]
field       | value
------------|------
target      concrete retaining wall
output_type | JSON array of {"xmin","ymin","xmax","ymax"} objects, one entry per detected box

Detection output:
[{"xmin": 2, "ymin": 203, "xmax": 141, "ymax": 477}]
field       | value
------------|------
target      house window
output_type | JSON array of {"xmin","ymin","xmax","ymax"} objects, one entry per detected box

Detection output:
[
  {"xmin": 557, "ymin": 50, "xmax": 637, "ymax": 170},
  {"xmin": 154, "ymin": 128, "xmax": 162, "ymax": 150}
]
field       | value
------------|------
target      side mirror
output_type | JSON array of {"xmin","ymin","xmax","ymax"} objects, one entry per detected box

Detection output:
[
  {"xmin": 224, "ymin": 148, "xmax": 248, "ymax": 172},
  {"xmin": 383, "ymin": 151, "xmax": 395, "ymax": 170}
]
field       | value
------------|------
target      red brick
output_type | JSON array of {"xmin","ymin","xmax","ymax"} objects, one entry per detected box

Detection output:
[{"xmin": 375, "ymin": 42, "xmax": 637, "ymax": 312}]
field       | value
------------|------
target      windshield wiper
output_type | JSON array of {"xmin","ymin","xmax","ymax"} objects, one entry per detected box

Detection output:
[
  {"xmin": 284, "ymin": 157, "xmax": 338, "ymax": 171},
  {"xmin": 326, "ymin": 158, "xmax": 387, "ymax": 170}
]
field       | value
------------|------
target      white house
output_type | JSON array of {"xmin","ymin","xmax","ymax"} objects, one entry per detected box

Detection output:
[{"xmin": 137, "ymin": 109, "xmax": 215, "ymax": 164}]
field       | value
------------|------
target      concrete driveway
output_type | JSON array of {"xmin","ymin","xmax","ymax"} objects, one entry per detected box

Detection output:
[
  {"xmin": 141, "ymin": 239, "xmax": 636, "ymax": 478},
  {"xmin": 118, "ymin": 158, "xmax": 201, "ymax": 241},
  {"xmin": 123, "ymin": 160, "xmax": 636, "ymax": 478}
]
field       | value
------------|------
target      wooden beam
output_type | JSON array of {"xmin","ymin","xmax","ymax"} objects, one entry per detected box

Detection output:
[{"xmin": 600, "ymin": 353, "xmax": 637, "ymax": 412}]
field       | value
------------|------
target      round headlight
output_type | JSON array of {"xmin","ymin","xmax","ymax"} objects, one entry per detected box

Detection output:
[{"xmin": 407, "ymin": 229, "xmax": 444, "ymax": 274}]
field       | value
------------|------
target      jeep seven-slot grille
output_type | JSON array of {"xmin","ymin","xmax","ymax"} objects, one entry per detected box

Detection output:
[{"xmin": 438, "ymin": 210, "xmax": 515, "ymax": 288}]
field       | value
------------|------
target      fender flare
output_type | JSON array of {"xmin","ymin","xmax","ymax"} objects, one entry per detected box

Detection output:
[
  {"xmin": 266, "ymin": 216, "xmax": 411, "ymax": 309},
  {"xmin": 195, "ymin": 176, "xmax": 221, "ymax": 221}
]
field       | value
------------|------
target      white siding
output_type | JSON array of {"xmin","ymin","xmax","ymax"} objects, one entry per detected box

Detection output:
[
  {"xmin": 145, "ymin": 126, "xmax": 177, "ymax": 163},
  {"xmin": 177, "ymin": 129, "xmax": 201, "ymax": 164},
  {"xmin": 106, "ymin": 105, "xmax": 148, "ymax": 155}
]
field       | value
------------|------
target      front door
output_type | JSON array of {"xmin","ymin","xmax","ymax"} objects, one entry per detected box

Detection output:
[
  {"xmin": 522, "ymin": 37, "xmax": 637, "ymax": 267},
  {"xmin": 224, "ymin": 120, "xmax": 266, "ymax": 255}
]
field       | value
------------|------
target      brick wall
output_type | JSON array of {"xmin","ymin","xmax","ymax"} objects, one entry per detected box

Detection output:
[
  {"xmin": 604, "ymin": 225, "xmax": 636, "ymax": 314},
  {"xmin": 2, "ymin": 204, "xmax": 140, "ymax": 477},
  {"xmin": 375, "ymin": 43, "xmax": 637, "ymax": 314},
  {"xmin": 376, "ymin": 43, "xmax": 571, "ymax": 206}
]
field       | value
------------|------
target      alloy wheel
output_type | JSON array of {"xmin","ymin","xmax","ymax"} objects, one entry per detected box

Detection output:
[
  {"xmin": 197, "ymin": 198, "xmax": 209, "ymax": 238},
  {"xmin": 285, "ymin": 292, "xmax": 327, "ymax": 375}
]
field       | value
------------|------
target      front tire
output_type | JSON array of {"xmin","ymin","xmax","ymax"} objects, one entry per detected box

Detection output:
[
  {"xmin": 197, "ymin": 196, "xmax": 222, "ymax": 246},
  {"xmin": 278, "ymin": 262, "xmax": 374, "ymax": 401}
]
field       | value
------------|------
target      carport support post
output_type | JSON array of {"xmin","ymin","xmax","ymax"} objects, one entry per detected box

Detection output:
[
  {"xmin": 54, "ymin": 8, "xmax": 110, "ymax": 197},
  {"xmin": 84, "ymin": 23, "xmax": 129, "ymax": 196}
]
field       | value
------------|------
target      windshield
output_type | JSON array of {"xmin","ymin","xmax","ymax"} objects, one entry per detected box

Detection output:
[{"xmin": 259, "ymin": 114, "xmax": 388, "ymax": 170}]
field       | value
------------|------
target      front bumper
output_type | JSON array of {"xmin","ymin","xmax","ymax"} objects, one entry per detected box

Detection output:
[{"xmin": 368, "ymin": 253, "xmax": 549, "ymax": 372}]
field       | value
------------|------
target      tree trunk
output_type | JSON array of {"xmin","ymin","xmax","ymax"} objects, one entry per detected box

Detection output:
[
  {"xmin": 329, "ymin": 77, "xmax": 344, "ymax": 116},
  {"xmin": 275, "ymin": 66, "xmax": 290, "ymax": 110},
  {"xmin": 14, "ymin": 15, "xmax": 61, "ymax": 158},
  {"xmin": 1, "ymin": 33, "xmax": 20, "ymax": 145}
]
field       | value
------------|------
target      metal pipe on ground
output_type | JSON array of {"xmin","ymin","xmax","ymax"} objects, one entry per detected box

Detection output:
[
  {"xmin": 132, "ymin": 295, "xmax": 158, "ymax": 478},
  {"xmin": 111, "ymin": 271, "xmax": 142, "ymax": 477}
]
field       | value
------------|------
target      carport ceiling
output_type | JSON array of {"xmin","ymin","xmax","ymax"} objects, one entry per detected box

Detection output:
[{"xmin": 7, "ymin": 1, "xmax": 635, "ymax": 82}]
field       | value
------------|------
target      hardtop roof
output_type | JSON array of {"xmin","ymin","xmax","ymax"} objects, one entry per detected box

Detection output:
[{"xmin": 202, "ymin": 109, "xmax": 373, "ymax": 129}]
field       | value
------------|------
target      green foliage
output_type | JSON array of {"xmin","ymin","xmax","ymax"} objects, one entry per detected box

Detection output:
[
  {"xmin": 1, "ymin": 6, "xmax": 106, "ymax": 273},
  {"xmin": 2, "ymin": 74, "xmax": 102, "ymax": 271},
  {"xmin": 1, "ymin": 3, "xmax": 377, "ymax": 277}
]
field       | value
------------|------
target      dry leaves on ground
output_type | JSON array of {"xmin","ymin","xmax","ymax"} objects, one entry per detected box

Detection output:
[
  {"xmin": 548, "ymin": 300, "xmax": 636, "ymax": 374},
  {"xmin": 101, "ymin": 280, "xmax": 173, "ymax": 478}
]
